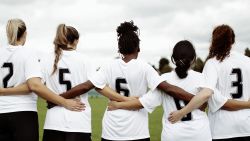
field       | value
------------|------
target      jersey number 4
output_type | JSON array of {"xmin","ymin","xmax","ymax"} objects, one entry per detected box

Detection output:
[
  {"xmin": 231, "ymin": 68, "xmax": 243, "ymax": 99},
  {"xmin": 115, "ymin": 78, "xmax": 129, "ymax": 97},
  {"xmin": 59, "ymin": 68, "xmax": 72, "ymax": 91},
  {"xmin": 1, "ymin": 63, "xmax": 13, "ymax": 88},
  {"xmin": 174, "ymin": 98, "xmax": 192, "ymax": 121}
]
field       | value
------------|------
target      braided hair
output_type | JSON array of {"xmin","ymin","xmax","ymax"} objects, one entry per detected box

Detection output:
[{"xmin": 52, "ymin": 24, "xmax": 79, "ymax": 74}]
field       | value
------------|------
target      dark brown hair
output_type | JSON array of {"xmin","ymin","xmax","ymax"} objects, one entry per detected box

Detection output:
[
  {"xmin": 52, "ymin": 24, "xmax": 79, "ymax": 74},
  {"xmin": 207, "ymin": 24, "xmax": 235, "ymax": 62}
]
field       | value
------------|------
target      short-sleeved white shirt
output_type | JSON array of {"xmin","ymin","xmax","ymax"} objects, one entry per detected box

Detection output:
[
  {"xmin": 140, "ymin": 70, "xmax": 212, "ymax": 141},
  {"xmin": 0, "ymin": 45, "xmax": 42, "ymax": 113},
  {"xmin": 203, "ymin": 51, "xmax": 250, "ymax": 139},
  {"xmin": 41, "ymin": 50, "xmax": 94, "ymax": 133},
  {"xmin": 89, "ymin": 58, "xmax": 163, "ymax": 140}
]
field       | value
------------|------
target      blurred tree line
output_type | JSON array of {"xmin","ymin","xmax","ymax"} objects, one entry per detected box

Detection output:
[
  {"xmin": 157, "ymin": 57, "xmax": 204, "ymax": 74},
  {"xmin": 157, "ymin": 47, "xmax": 250, "ymax": 74}
]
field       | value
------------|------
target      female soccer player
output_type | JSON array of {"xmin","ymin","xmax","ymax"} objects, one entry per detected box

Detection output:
[
  {"xmin": 168, "ymin": 25, "xmax": 250, "ymax": 141},
  {"xmin": 55, "ymin": 21, "xmax": 204, "ymax": 141},
  {"xmin": 0, "ymin": 19, "xmax": 83, "ymax": 141},
  {"xmin": 40, "ymin": 24, "xmax": 94, "ymax": 141},
  {"xmin": 40, "ymin": 24, "xmax": 125, "ymax": 141},
  {"xmin": 108, "ymin": 40, "xmax": 212, "ymax": 141}
]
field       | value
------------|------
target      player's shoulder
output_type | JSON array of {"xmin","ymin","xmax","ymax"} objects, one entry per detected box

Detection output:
[
  {"xmin": 188, "ymin": 70, "xmax": 204, "ymax": 81},
  {"xmin": 231, "ymin": 51, "xmax": 250, "ymax": 61},
  {"xmin": 135, "ymin": 58, "xmax": 150, "ymax": 65},
  {"xmin": 0, "ymin": 46, "xmax": 8, "ymax": 55},
  {"xmin": 189, "ymin": 70, "xmax": 202, "ymax": 77},
  {"xmin": 17, "ymin": 46, "xmax": 38, "ymax": 56},
  {"xmin": 160, "ymin": 71, "xmax": 175, "ymax": 81}
]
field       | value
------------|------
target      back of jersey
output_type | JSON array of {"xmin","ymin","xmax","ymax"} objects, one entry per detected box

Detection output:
[
  {"xmin": 205, "ymin": 51, "xmax": 250, "ymax": 139},
  {"xmin": 41, "ymin": 50, "xmax": 94, "ymax": 133},
  {"xmin": 0, "ymin": 46, "xmax": 41, "ymax": 114},
  {"xmin": 90, "ymin": 58, "xmax": 162, "ymax": 140},
  {"xmin": 139, "ymin": 70, "xmax": 211, "ymax": 141}
]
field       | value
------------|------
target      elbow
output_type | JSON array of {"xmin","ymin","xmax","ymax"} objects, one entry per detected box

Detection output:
[
  {"xmin": 27, "ymin": 81, "xmax": 40, "ymax": 92},
  {"xmin": 202, "ymin": 88, "xmax": 213, "ymax": 101},
  {"xmin": 157, "ymin": 81, "xmax": 172, "ymax": 94}
]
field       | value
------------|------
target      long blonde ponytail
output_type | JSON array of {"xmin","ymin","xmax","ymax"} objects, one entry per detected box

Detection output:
[{"xmin": 6, "ymin": 19, "xmax": 26, "ymax": 46}]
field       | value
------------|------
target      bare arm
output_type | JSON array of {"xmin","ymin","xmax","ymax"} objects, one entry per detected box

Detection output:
[
  {"xmin": 96, "ymin": 86, "xmax": 136, "ymax": 102},
  {"xmin": 108, "ymin": 99, "xmax": 143, "ymax": 111},
  {"xmin": 60, "ymin": 80, "xmax": 94, "ymax": 99},
  {"xmin": 0, "ymin": 83, "xmax": 31, "ymax": 96},
  {"xmin": 221, "ymin": 99, "xmax": 250, "ymax": 111},
  {"xmin": 27, "ymin": 77, "xmax": 84, "ymax": 111},
  {"xmin": 157, "ymin": 81, "xmax": 194, "ymax": 101},
  {"xmin": 168, "ymin": 88, "xmax": 213, "ymax": 123}
]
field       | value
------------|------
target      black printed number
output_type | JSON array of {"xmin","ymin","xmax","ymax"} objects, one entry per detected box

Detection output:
[
  {"xmin": 115, "ymin": 78, "xmax": 129, "ymax": 97},
  {"xmin": 2, "ymin": 63, "xmax": 13, "ymax": 88},
  {"xmin": 59, "ymin": 68, "xmax": 72, "ymax": 91},
  {"xmin": 231, "ymin": 68, "xmax": 243, "ymax": 99},
  {"xmin": 174, "ymin": 98, "xmax": 192, "ymax": 121}
]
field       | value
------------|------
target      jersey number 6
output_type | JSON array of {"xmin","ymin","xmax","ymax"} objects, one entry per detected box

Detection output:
[
  {"xmin": 115, "ymin": 78, "xmax": 129, "ymax": 97},
  {"xmin": 173, "ymin": 98, "xmax": 192, "ymax": 121}
]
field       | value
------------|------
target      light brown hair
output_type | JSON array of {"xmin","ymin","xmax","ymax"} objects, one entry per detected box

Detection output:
[{"xmin": 52, "ymin": 24, "xmax": 79, "ymax": 74}]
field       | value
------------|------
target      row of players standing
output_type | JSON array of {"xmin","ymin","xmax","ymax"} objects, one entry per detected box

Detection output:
[{"xmin": 0, "ymin": 19, "xmax": 250, "ymax": 141}]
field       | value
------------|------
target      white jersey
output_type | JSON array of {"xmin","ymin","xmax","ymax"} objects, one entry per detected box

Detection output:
[
  {"xmin": 89, "ymin": 58, "xmax": 163, "ymax": 140},
  {"xmin": 0, "ymin": 45, "xmax": 41, "ymax": 113},
  {"xmin": 140, "ymin": 70, "xmax": 212, "ymax": 141},
  {"xmin": 204, "ymin": 51, "xmax": 250, "ymax": 139},
  {"xmin": 41, "ymin": 50, "xmax": 94, "ymax": 133}
]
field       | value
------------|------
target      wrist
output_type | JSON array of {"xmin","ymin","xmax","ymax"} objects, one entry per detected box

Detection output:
[
  {"xmin": 247, "ymin": 101, "xmax": 250, "ymax": 108},
  {"xmin": 0, "ymin": 88, "xmax": 5, "ymax": 95},
  {"xmin": 122, "ymin": 96, "xmax": 129, "ymax": 102},
  {"xmin": 115, "ymin": 102, "xmax": 122, "ymax": 109},
  {"xmin": 59, "ymin": 97, "xmax": 67, "ymax": 107},
  {"xmin": 180, "ymin": 107, "xmax": 188, "ymax": 116}
]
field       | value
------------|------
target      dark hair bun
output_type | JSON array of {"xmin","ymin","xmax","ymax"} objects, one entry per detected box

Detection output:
[
  {"xmin": 117, "ymin": 21, "xmax": 138, "ymax": 37},
  {"xmin": 171, "ymin": 40, "xmax": 196, "ymax": 79}
]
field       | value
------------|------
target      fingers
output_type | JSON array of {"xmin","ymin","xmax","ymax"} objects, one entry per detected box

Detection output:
[
  {"xmin": 66, "ymin": 99, "xmax": 86, "ymax": 112},
  {"xmin": 71, "ymin": 104, "xmax": 86, "ymax": 111},
  {"xmin": 168, "ymin": 112, "xmax": 178, "ymax": 124},
  {"xmin": 107, "ymin": 101, "xmax": 118, "ymax": 111}
]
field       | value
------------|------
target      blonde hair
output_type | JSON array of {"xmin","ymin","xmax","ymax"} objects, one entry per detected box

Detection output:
[
  {"xmin": 6, "ymin": 19, "xmax": 26, "ymax": 46},
  {"xmin": 52, "ymin": 24, "xmax": 79, "ymax": 74}
]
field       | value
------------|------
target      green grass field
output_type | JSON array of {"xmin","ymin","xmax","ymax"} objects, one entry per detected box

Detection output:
[{"xmin": 37, "ymin": 97, "xmax": 163, "ymax": 141}]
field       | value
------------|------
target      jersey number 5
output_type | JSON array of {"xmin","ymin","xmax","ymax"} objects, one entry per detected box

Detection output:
[
  {"xmin": 174, "ymin": 98, "xmax": 192, "ymax": 121},
  {"xmin": 59, "ymin": 68, "xmax": 72, "ymax": 91},
  {"xmin": 1, "ymin": 63, "xmax": 13, "ymax": 88},
  {"xmin": 115, "ymin": 78, "xmax": 129, "ymax": 97},
  {"xmin": 231, "ymin": 68, "xmax": 243, "ymax": 99}
]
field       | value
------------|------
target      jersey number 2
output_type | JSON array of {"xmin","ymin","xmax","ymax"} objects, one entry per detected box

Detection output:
[
  {"xmin": 174, "ymin": 98, "xmax": 192, "ymax": 121},
  {"xmin": 1, "ymin": 63, "xmax": 13, "ymax": 88},
  {"xmin": 115, "ymin": 78, "xmax": 129, "ymax": 97},
  {"xmin": 231, "ymin": 68, "xmax": 243, "ymax": 99},
  {"xmin": 59, "ymin": 68, "xmax": 72, "ymax": 91}
]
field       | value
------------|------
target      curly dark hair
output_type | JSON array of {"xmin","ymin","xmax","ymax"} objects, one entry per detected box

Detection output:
[
  {"xmin": 207, "ymin": 24, "xmax": 235, "ymax": 62},
  {"xmin": 116, "ymin": 21, "xmax": 140, "ymax": 55}
]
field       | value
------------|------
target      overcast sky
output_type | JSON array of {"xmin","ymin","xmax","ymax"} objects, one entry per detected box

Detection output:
[{"xmin": 0, "ymin": 0, "xmax": 249, "ymax": 68}]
